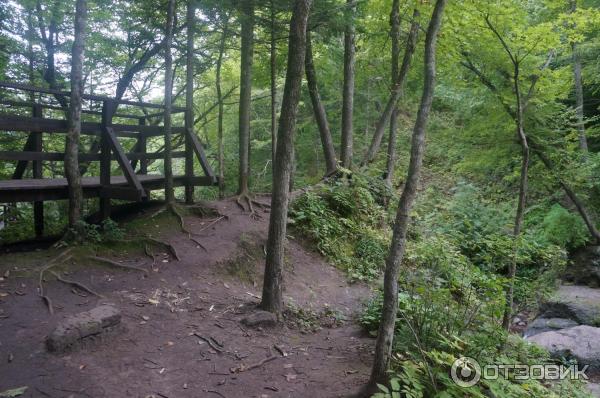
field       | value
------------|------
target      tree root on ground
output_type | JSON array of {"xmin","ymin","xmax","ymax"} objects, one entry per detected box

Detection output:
[
  {"xmin": 50, "ymin": 271, "xmax": 104, "ymax": 298},
  {"xmin": 124, "ymin": 237, "xmax": 181, "ymax": 262},
  {"xmin": 235, "ymin": 192, "xmax": 269, "ymax": 219},
  {"xmin": 38, "ymin": 249, "xmax": 74, "ymax": 314},
  {"xmin": 87, "ymin": 256, "xmax": 149, "ymax": 274}
]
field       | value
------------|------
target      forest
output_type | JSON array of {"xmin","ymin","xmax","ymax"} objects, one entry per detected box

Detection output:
[{"xmin": 1, "ymin": 0, "xmax": 600, "ymax": 397}]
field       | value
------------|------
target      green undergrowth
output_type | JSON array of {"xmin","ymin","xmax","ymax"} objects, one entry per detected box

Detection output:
[
  {"xmin": 290, "ymin": 174, "xmax": 392, "ymax": 282},
  {"xmin": 289, "ymin": 173, "xmax": 586, "ymax": 397}
]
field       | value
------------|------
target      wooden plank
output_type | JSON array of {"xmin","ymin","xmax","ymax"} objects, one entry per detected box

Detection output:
[
  {"xmin": 0, "ymin": 175, "xmax": 214, "ymax": 202},
  {"xmin": 0, "ymin": 151, "xmax": 185, "ymax": 162},
  {"xmin": 11, "ymin": 134, "xmax": 36, "ymax": 179},
  {"xmin": 0, "ymin": 99, "xmax": 143, "ymax": 120},
  {"xmin": 32, "ymin": 104, "xmax": 43, "ymax": 238},
  {"xmin": 0, "ymin": 115, "xmax": 185, "ymax": 137},
  {"xmin": 186, "ymin": 127, "xmax": 216, "ymax": 181},
  {"xmin": 104, "ymin": 126, "xmax": 146, "ymax": 198},
  {"xmin": 100, "ymin": 101, "xmax": 113, "ymax": 219},
  {"xmin": 0, "ymin": 81, "xmax": 187, "ymax": 112}
]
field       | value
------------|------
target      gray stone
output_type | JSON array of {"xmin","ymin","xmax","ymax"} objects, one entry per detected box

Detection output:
[
  {"xmin": 241, "ymin": 310, "xmax": 277, "ymax": 327},
  {"xmin": 524, "ymin": 317, "xmax": 579, "ymax": 338},
  {"xmin": 46, "ymin": 304, "xmax": 121, "ymax": 352},
  {"xmin": 528, "ymin": 325, "xmax": 600, "ymax": 370},
  {"xmin": 539, "ymin": 285, "xmax": 600, "ymax": 326},
  {"xmin": 587, "ymin": 382, "xmax": 600, "ymax": 398}
]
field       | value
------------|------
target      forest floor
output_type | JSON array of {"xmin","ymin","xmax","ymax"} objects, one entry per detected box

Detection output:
[{"xmin": 0, "ymin": 197, "xmax": 375, "ymax": 398}]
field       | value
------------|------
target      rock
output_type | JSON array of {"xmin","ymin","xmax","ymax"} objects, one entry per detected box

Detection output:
[
  {"xmin": 46, "ymin": 304, "xmax": 121, "ymax": 352},
  {"xmin": 241, "ymin": 310, "xmax": 277, "ymax": 328},
  {"xmin": 528, "ymin": 325, "xmax": 600, "ymax": 370},
  {"xmin": 524, "ymin": 317, "xmax": 579, "ymax": 338},
  {"xmin": 565, "ymin": 246, "xmax": 600, "ymax": 288},
  {"xmin": 539, "ymin": 285, "xmax": 600, "ymax": 326},
  {"xmin": 587, "ymin": 382, "xmax": 600, "ymax": 398}
]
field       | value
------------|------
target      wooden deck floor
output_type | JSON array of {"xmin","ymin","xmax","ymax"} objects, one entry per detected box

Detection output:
[{"xmin": 0, "ymin": 175, "xmax": 215, "ymax": 202}]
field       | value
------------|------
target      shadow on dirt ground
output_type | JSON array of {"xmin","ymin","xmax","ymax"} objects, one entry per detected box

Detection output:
[{"xmin": 0, "ymin": 197, "xmax": 375, "ymax": 398}]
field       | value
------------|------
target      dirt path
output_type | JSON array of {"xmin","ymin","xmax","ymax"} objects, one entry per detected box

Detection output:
[{"xmin": 0, "ymin": 198, "xmax": 374, "ymax": 398}]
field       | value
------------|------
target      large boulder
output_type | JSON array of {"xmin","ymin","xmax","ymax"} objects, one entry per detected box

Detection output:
[
  {"xmin": 564, "ymin": 246, "xmax": 600, "ymax": 288},
  {"xmin": 524, "ymin": 317, "xmax": 579, "ymax": 338},
  {"xmin": 539, "ymin": 285, "xmax": 600, "ymax": 326},
  {"xmin": 528, "ymin": 325, "xmax": 600, "ymax": 370},
  {"xmin": 46, "ymin": 304, "xmax": 121, "ymax": 352}
]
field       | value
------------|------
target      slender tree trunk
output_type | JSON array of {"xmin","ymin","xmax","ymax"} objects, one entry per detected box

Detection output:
[
  {"xmin": 363, "ymin": 8, "xmax": 420, "ymax": 165},
  {"xmin": 238, "ymin": 0, "xmax": 255, "ymax": 195},
  {"xmin": 367, "ymin": 0, "xmax": 447, "ymax": 390},
  {"xmin": 305, "ymin": 30, "xmax": 338, "ymax": 175},
  {"xmin": 261, "ymin": 0, "xmax": 312, "ymax": 317},
  {"xmin": 385, "ymin": 0, "xmax": 401, "ymax": 186},
  {"xmin": 502, "ymin": 64, "xmax": 529, "ymax": 330},
  {"xmin": 570, "ymin": 0, "xmax": 588, "ymax": 154},
  {"xmin": 185, "ymin": 0, "xmax": 195, "ymax": 204},
  {"xmin": 270, "ymin": 0, "xmax": 278, "ymax": 165},
  {"xmin": 64, "ymin": 0, "xmax": 87, "ymax": 227},
  {"xmin": 216, "ymin": 14, "xmax": 228, "ymax": 199},
  {"xmin": 163, "ymin": 0, "xmax": 175, "ymax": 204},
  {"xmin": 340, "ymin": 0, "xmax": 355, "ymax": 169}
]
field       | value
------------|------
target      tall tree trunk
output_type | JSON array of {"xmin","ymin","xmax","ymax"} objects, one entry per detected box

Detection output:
[
  {"xmin": 238, "ymin": 0, "xmax": 255, "ymax": 195},
  {"xmin": 216, "ymin": 14, "xmax": 228, "ymax": 199},
  {"xmin": 64, "ymin": 0, "xmax": 87, "ymax": 227},
  {"xmin": 305, "ymin": 30, "xmax": 338, "ymax": 175},
  {"xmin": 502, "ymin": 63, "xmax": 529, "ymax": 330},
  {"xmin": 163, "ymin": 0, "xmax": 175, "ymax": 204},
  {"xmin": 261, "ymin": 0, "xmax": 312, "ymax": 317},
  {"xmin": 270, "ymin": 0, "xmax": 278, "ymax": 165},
  {"xmin": 340, "ymin": 0, "xmax": 355, "ymax": 169},
  {"xmin": 185, "ymin": 0, "xmax": 195, "ymax": 204},
  {"xmin": 571, "ymin": 1, "xmax": 588, "ymax": 154},
  {"xmin": 385, "ymin": 0, "xmax": 401, "ymax": 186},
  {"xmin": 367, "ymin": 0, "xmax": 447, "ymax": 390},
  {"xmin": 363, "ymin": 8, "xmax": 420, "ymax": 165}
]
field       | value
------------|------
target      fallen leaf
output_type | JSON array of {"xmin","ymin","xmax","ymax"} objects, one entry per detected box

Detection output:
[
  {"xmin": 142, "ymin": 315, "xmax": 150, "ymax": 321},
  {"xmin": 285, "ymin": 374, "xmax": 297, "ymax": 382}
]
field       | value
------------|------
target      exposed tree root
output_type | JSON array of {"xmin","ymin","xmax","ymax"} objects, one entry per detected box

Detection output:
[
  {"xmin": 37, "ymin": 249, "xmax": 74, "ymax": 315},
  {"xmin": 195, "ymin": 216, "xmax": 227, "ymax": 234},
  {"xmin": 235, "ymin": 192, "xmax": 263, "ymax": 219},
  {"xmin": 50, "ymin": 271, "xmax": 103, "ymax": 298},
  {"xmin": 124, "ymin": 237, "xmax": 181, "ymax": 262},
  {"xmin": 87, "ymin": 256, "xmax": 148, "ymax": 274},
  {"xmin": 230, "ymin": 354, "xmax": 279, "ymax": 373}
]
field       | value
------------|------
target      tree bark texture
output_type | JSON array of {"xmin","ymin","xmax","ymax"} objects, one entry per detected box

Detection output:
[
  {"xmin": 368, "ymin": 0, "xmax": 447, "ymax": 388},
  {"xmin": 238, "ymin": 0, "xmax": 255, "ymax": 194},
  {"xmin": 305, "ymin": 30, "xmax": 338, "ymax": 175},
  {"xmin": 65, "ymin": 0, "xmax": 87, "ymax": 227},
  {"xmin": 340, "ymin": 0, "xmax": 355, "ymax": 169},
  {"xmin": 261, "ymin": 0, "xmax": 312, "ymax": 317}
]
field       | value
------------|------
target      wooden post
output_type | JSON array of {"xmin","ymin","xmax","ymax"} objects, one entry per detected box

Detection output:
[
  {"xmin": 100, "ymin": 100, "xmax": 114, "ymax": 220},
  {"xmin": 185, "ymin": 111, "xmax": 194, "ymax": 203},
  {"xmin": 139, "ymin": 117, "xmax": 148, "ymax": 175},
  {"xmin": 32, "ymin": 104, "xmax": 43, "ymax": 237}
]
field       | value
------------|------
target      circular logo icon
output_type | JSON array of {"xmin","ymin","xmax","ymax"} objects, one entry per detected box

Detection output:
[{"xmin": 451, "ymin": 356, "xmax": 481, "ymax": 387}]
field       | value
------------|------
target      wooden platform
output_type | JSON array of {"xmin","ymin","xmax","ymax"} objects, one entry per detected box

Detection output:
[{"xmin": 0, "ymin": 175, "xmax": 215, "ymax": 203}]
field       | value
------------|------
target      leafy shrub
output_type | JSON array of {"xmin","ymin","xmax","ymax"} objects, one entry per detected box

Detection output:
[
  {"xmin": 290, "ymin": 176, "xmax": 389, "ymax": 281},
  {"xmin": 361, "ymin": 236, "xmax": 587, "ymax": 398},
  {"xmin": 540, "ymin": 204, "xmax": 589, "ymax": 251}
]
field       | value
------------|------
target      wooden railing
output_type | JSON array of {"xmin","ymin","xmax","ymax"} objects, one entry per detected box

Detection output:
[{"xmin": 0, "ymin": 82, "xmax": 217, "ymax": 236}]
